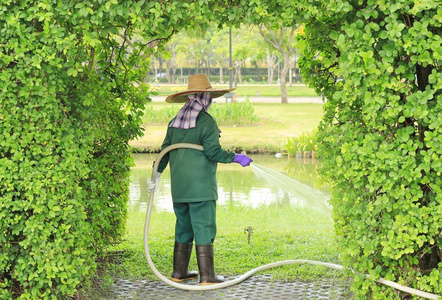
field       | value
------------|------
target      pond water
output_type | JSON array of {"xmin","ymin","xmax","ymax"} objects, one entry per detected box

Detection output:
[{"xmin": 129, "ymin": 154, "xmax": 331, "ymax": 215}]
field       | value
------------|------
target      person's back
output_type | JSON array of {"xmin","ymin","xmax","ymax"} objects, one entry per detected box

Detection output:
[
  {"xmin": 148, "ymin": 74, "xmax": 253, "ymax": 285},
  {"xmin": 165, "ymin": 111, "xmax": 233, "ymax": 203}
]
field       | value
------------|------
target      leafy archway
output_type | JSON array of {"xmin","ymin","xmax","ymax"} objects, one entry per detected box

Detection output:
[{"xmin": 1, "ymin": 1, "xmax": 440, "ymax": 298}]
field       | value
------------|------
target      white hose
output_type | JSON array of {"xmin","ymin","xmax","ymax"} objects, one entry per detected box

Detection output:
[{"xmin": 143, "ymin": 143, "xmax": 441, "ymax": 298}]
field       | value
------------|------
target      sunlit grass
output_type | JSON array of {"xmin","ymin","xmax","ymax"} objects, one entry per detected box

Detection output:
[{"xmin": 105, "ymin": 204, "xmax": 344, "ymax": 282}]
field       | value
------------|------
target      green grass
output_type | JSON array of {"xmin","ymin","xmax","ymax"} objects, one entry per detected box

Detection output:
[
  {"xmin": 131, "ymin": 102, "xmax": 324, "ymax": 153},
  {"xmin": 150, "ymin": 84, "xmax": 319, "ymax": 98},
  {"xmin": 104, "ymin": 204, "xmax": 344, "ymax": 282}
]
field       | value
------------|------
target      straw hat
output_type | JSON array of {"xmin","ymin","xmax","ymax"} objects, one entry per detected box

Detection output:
[{"xmin": 166, "ymin": 74, "xmax": 235, "ymax": 103}]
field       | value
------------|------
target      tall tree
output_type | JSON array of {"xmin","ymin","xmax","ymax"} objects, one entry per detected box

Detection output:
[
  {"xmin": 165, "ymin": 43, "xmax": 178, "ymax": 83},
  {"xmin": 258, "ymin": 24, "xmax": 298, "ymax": 103}
]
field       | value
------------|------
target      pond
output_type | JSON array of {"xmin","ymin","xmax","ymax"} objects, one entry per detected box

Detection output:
[{"xmin": 129, "ymin": 154, "xmax": 331, "ymax": 215}]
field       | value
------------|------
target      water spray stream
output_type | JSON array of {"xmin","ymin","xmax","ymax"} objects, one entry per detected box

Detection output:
[
  {"xmin": 143, "ymin": 143, "xmax": 440, "ymax": 299},
  {"xmin": 250, "ymin": 163, "xmax": 331, "ymax": 215}
]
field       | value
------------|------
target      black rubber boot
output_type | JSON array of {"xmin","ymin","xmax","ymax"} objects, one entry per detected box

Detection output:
[
  {"xmin": 196, "ymin": 244, "xmax": 224, "ymax": 285},
  {"xmin": 171, "ymin": 242, "xmax": 198, "ymax": 282}
]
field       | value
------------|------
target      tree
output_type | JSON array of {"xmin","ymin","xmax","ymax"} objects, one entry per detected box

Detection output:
[
  {"xmin": 211, "ymin": 29, "xmax": 231, "ymax": 83},
  {"xmin": 258, "ymin": 24, "xmax": 299, "ymax": 103},
  {"xmin": 165, "ymin": 42, "xmax": 178, "ymax": 83},
  {"xmin": 265, "ymin": 46, "xmax": 278, "ymax": 84}
]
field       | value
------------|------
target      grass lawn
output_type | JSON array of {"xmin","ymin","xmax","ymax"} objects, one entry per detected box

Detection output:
[
  {"xmin": 106, "ymin": 205, "xmax": 343, "ymax": 282},
  {"xmin": 130, "ymin": 102, "xmax": 324, "ymax": 153}
]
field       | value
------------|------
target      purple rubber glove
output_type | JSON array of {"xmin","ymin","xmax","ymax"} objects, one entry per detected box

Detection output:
[{"xmin": 233, "ymin": 154, "xmax": 253, "ymax": 167}]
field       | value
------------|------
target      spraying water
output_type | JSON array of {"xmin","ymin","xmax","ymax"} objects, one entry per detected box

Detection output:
[{"xmin": 250, "ymin": 163, "xmax": 331, "ymax": 215}]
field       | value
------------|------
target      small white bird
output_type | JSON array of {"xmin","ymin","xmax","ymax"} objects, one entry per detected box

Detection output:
[{"xmin": 275, "ymin": 153, "xmax": 282, "ymax": 158}]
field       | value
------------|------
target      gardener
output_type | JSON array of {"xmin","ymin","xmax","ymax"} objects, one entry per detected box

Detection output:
[{"xmin": 149, "ymin": 74, "xmax": 253, "ymax": 285}]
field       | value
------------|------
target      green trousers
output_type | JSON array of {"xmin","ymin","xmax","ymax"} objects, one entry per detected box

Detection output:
[{"xmin": 173, "ymin": 201, "xmax": 217, "ymax": 245}]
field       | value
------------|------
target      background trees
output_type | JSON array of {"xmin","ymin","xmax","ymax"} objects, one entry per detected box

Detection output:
[
  {"xmin": 150, "ymin": 25, "xmax": 302, "ymax": 88},
  {"xmin": 258, "ymin": 24, "xmax": 300, "ymax": 103}
]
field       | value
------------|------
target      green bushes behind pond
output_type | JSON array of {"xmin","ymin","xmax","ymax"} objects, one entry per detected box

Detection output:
[
  {"xmin": 143, "ymin": 100, "xmax": 258, "ymax": 126},
  {"xmin": 285, "ymin": 128, "xmax": 318, "ymax": 157}
]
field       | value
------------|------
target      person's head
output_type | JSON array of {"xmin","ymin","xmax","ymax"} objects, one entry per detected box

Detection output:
[{"xmin": 165, "ymin": 74, "xmax": 235, "ymax": 103}]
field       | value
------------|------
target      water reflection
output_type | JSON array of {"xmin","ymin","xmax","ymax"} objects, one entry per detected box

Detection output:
[{"xmin": 129, "ymin": 154, "xmax": 331, "ymax": 214}]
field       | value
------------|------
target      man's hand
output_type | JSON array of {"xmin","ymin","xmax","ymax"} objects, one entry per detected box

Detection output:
[
  {"xmin": 147, "ymin": 172, "xmax": 161, "ymax": 192},
  {"xmin": 232, "ymin": 154, "xmax": 253, "ymax": 167}
]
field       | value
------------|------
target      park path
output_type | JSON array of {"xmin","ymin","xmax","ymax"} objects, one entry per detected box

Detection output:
[
  {"xmin": 149, "ymin": 95, "xmax": 324, "ymax": 104},
  {"xmin": 99, "ymin": 274, "xmax": 352, "ymax": 299}
]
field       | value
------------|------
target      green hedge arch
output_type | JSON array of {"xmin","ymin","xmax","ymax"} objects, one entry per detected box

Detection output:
[
  {"xmin": 210, "ymin": 0, "xmax": 441, "ymax": 296},
  {"xmin": 1, "ymin": 0, "xmax": 441, "ymax": 299}
]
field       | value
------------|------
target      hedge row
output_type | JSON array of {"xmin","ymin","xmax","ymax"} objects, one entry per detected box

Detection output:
[
  {"xmin": 0, "ymin": 1, "xmax": 152, "ymax": 298},
  {"xmin": 300, "ymin": 1, "xmax": 441, "ymax": 298}
]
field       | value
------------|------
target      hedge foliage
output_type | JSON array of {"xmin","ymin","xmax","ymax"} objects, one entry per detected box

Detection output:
[
  {"xmin": 0, "ymin": 0, "xmax": 181, "ymax": 298},
  {"xmin": 2, "ymin": 0, "xmax": 441, "ymax": 298},
  {"xmin": 299, "ymin": 0, "xmax": 441, "ymax": 298}
]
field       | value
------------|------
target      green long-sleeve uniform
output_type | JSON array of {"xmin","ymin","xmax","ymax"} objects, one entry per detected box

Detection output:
[{"xmin": 158, "ymin": 110, "xmax": 235, "ymax": 203}]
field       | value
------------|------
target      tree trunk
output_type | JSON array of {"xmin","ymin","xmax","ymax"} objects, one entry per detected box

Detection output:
[
  {"xmin": 219, "ymin": 65, "xmax": 223, "ymax": 83},
  {"xmin": 158, "ymin": 55, "xmax": 164, "ymax": 76},
  {"xmin": 207, "ymin": 54, "xmax": 212, "ymax": 76},
  {"xmin": 266, "ymin": 48, "xmax": 275, "ymax": 84},
  {"xmin": 279, "ymin": 53, "xmax": 291, "ymax": 103},
  {"xmin": 233, "ymin": 64, "xmax": 237, "ymax": 87},
  {"xmin": 165, "ymin": 55, "xmax": 176, "ymax": 84},
  {"xmin": 289, "ymin": 68, "xmax": 293, "ymax": 86},
  {"xmin": 236, "ymin": 62, "xmax": 242, "ymax": 84}
]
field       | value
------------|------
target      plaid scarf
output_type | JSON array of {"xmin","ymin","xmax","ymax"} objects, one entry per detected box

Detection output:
[{"xmin": 169, "ymin": 92, "xmax": 213, "ymax": 130}]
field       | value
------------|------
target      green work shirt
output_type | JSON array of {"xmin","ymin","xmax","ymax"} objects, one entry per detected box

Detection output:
[{"xmin": 158, "ymin": 110, "xmax": 235, "ymax": 203}]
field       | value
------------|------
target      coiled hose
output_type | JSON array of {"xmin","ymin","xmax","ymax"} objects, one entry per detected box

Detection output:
[{"xmin": 143, "ymin": 143, "xmax": 440, "ymax": 298}]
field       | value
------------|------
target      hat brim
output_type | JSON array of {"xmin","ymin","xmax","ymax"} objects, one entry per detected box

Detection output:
[{"xmin": 166, "ymin": 88, "xmax": 236, "ymax": 103}]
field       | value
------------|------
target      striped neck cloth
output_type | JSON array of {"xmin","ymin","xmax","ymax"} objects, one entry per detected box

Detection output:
[{"xmin": 169, "ymin": 92, "xmax": 213, "ymax": 130}]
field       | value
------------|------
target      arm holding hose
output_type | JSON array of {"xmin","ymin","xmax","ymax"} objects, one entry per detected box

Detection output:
[{"xmin": 201, "ymin": 117, "xmax": 253, "ymax": 166}]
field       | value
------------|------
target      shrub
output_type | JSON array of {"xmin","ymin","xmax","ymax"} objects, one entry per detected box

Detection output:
[
  {"xmin": 210, "ymin": 100, "xmax": 259, "ymax": 126},
  {"xmin": 0, "ymin": 1, "xmax": 167, "ymax": 298},
  {"xmin": 143, "ymin": 100, "xmax": 258, "ymax": 126},
  {"xmin": 301, "ymin": 0, "xmax": 441, "ymax": 298},
  {"xmin": 285, "ymin": 128, "xmax": 318, "ymax": 156}
]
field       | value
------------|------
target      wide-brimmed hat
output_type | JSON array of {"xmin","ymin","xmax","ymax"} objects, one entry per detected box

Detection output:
[{"xmin": 165, "ymin": 74, "xmax": 235, "ymax": 103}]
